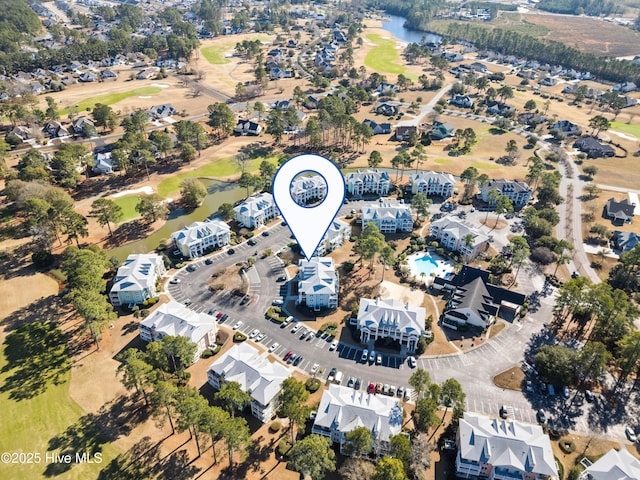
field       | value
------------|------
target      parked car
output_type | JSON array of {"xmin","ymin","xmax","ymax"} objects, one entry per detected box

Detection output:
[
  {"xmin": 354, "ymin": 378, "xmax": 362, "ymax": 390},
  {"xmin": 499, "ymin": 405, "xmax": 509, "ymax": 419},
  {"xmin": 375, "ymin": 383, "xmax": 383, "ymax": 394},
  {"xmin": 334, "ymin": 371, "xmax": 343, "ymax": 384},
  {"xmin": 408, "ymin": 356, "xmax": 417, "ymax": 368},
  {"xmin": 328, "ymin": 367, "xmax": 337, "ymax": 382},
  {"xmin": 376, "ymin": 354, "xmax": 382, "ymax": 365},
  {"xmin": 536, "ymin": 409, "xmax": 547, "ymax": 424},
  {"xmin": 291, "ymin": 323, "xmax": 302, "ymax": 334},
  {"xmin": 626, "ymin": 426, "xmax": 638, "ymax": 443},
  {"xmin": 562, "ymin": 385, "xmax": 570, "ymax": 399},
  {"xmin": 227, "ymin": 248, "xmax": 235, "ymax": 255},
  {"xmin": 368, "ymin": 382, "xmax": 375, "ymax": 394},
  {"xmin": 281, "ymin": 316, "xmax": 293, "ymax": 328},
  {"xmin": 389, "ymin": 385, "xmax": 396, "ymax": 396},
  {"xmin": 329, "ymin": 340, "xmax": 338, "ymax": 351},
  {"xmin": 287, "ymin": 353, "xmax": 296, "ymax": 364},
  {"xmin": 361, "ymin": 349, "xmax": 369, "ymax": 362},
  {"xmin": 547, "ymin": 384, "xmax": 556, "ymax": 396},
  {"xmin": 268, "ymin": 342, "xmax": 279, "ymax": 353},
  {"xmin": 256, "ymin": 333, "xmax": 266, "ymax": 342},
  {"xmin": 369, "ymin": 350, "xmax": 376, "ymax": 363},
  {"xmin": 293, "ymin": 355, "xmax": 303, "ymax": 366},
  {"xmin": 205, "ymin": 258, "xmax": 213, "ymax": 265},
  {"xmin": 169, "ymin": 278, "xmax": 181, "ymax": 284},
  {"xmin": 186, "ymin": 264, "xmax": 197, "ymax": 272},
  {"xmin": 299, "ymin": 329, "xmax": 309, "ymax": 340},
  {"xmin": 232, "ymin": 320, "xmax": 243, "ymax": 330},
  {"xmin": 525, "ymin": 381, "xmax": 534, "ymax": 393},
  {"xmin": 262, "ymin": 231, "xmax": 270, "ymax": 237},
  {"xmin": 397, "ymin": 386, "xmax": 405, "ymax": 398},
  {"xmin": 249, "ymin": 329, "xmax": 260, "ymax": 339},
  {"xmin": 310, "ymin": 363, "xmax": 319, "ymax": 375},
  {"xmin": 382, "ymin": 384, "xmax": 390, "ymax": 395},
  {"xmin": 240, "ymin": 296, "xmax": 250, "ymax": 306},
  {"xmin": 276, "ymin": 275, "xmax": 287, "ymax": 282},
  {"xmin": 404, "ymin": 388, "xmax": 413, "ymax": 401},
  {"xmin": 347, "ymin": 376, "xmax": 355, "ymax": 388},
  {"xmin": 584, "ymin": 390, "xmax": 594, "ymax": 402},
  {"xmin": 272, "ymin": 299, "xmax": 284, "ymax": 306},
  {"xmin": 247, "ymin": 239, "xmax": 256, "ymax": 246},
  {"xmin": 283, "ymin": 351, "xmax": 292, "ymax": 361}
]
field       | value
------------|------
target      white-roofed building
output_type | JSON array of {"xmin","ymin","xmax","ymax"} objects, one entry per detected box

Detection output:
[
  {"xmin": 356, "ymin": 298, "xmax": 425, "ymax": 353},
  {"xmin": 315, "ymin": 218, "xmax": 352, "ymax": 256},
  {"xmin": 171, "ymin": 219, "xmax": 231, "ymax": 258},
  {"xmin": 290, "ymin": 174, "xmax": 327, "ymax": 206},
  {"xmin": 362, "ymin": 201, "xmax": 413, "ymax": 233},
  {"xmin": 312, "ymin": 384, "xmax": 404, "ymax": 456},
  {"xmin": 297, "ymin": 257, "xmax": 339, "ymax": 310},
  {"xmin": 139, "ymin": 301, "xmax": 217, "ymax": 363},
  {"xmin": 410, "ymin": 171, "xmax": 456, "ymax": 198},
  {"xmin": 457, "ymin": 412, "xmax": 559, "ymax": 480},
  {"xmin": 480, "ymin": 179, "xmax": 532, "ymax": 209},
  {"xmin": 578, "ymin": 448, "xmax": 640, "ymax": 480},
  {"xmin": 345, "ymin": 169, "xmax": 391, "ymax": 197},
  {"xmin": 109, "ymin": 254, "xmax": 166, "ymax": 307},
  {"xmin": 234, "ymin": 193, "xmax": 279, "ymax": 229},
  {"xmin": 207, "ymin": 343, "xmax": 291, "ymax": 422},
  {"xmin": 429, "ymin": 217, "xmax": 490, "ymax": 259}
]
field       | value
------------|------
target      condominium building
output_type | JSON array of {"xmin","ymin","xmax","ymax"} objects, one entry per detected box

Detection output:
[
  {"xmin": 315, "ymin": 218, "xmax": 352, "ymax": 256},
  {"xmin": 109, "ymin": 254, "xmax": 166, "ymax": 307},
  {"xmin": 479, "ymin": 179, "xmax": 532, "ymax": 209},
  {"xmin": 234, "ymin": 193, "xmax": 279, "ymax": 229},
  {"xmin": 290, "ymin": 174, "xmax": 327, "ymax": 205},
  {"xmin": 362, "ymin": 202, "xmax": 413, "ymax": 233},
  {"xmin": 428, "ymin": 217, "xmax": 490, "ymax": 259},
  {"xmin": 171, "ymin": 219, "xmax": 231, "ymax": 258},
  {"xmin": 297, "ymin": 257, "xmax": 339, "ymax": 310},
  {"xmin": 345, "ymin": 169, "xmax": 391, "ymax": 197},
  {"xmin": 410, "ymin": 171, "xmax": 456, "ymax": 198}
]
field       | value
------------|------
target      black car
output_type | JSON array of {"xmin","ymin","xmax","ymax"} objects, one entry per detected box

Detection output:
[
  {"xmin": 248, "ymin": 239, "xmax": 257, "ymax": 246},
  {"xmin": 205, "ymin": 258, "xmax": 213, "ymax": 265},
  {"xmin": 228, "ymin": 248, "xmax": 235, "ymax": 255},
  {"xmin": 186, "ymin": 264, "xmax": 197, "ymax": 272},
  {"xmin": 240, "ymin": 296, "xmax": 250, "ymax": 305},
  {"xmin": 585, "ymin": 390, "xmax": 594, "ymax": 402},
  {"xmin": 536, "ymin": 409, "xmax": 547, "ymax": 424},
  {"xmin": 262, "ymin": 231, "xmax": 270, "ymax": 237},
  {"xmin": 293, "ymin": 355, "xmax": 303, "ymax": 366},
  {"xmin": 276, "ymin": 275, "xmax": 287, "ymax": 282},
  {"xmin": 354, "ymin": 378, "xmax": 362, "ymax": 390}
]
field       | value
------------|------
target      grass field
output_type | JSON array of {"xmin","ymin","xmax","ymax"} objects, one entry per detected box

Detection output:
[
  {"xmin": 112, "ymin": 195, "xmax": 142, "ymax": 222},
  {"xmin": 428, "ymin": 18, "xmax": 549, "ymax": 39},
  {"xmin": 611, "ymin": 121, "xmax": 640, "ymax": 139},
  {"xmin": 200, "ymin": 44, "xmax": 233, "ymax": 65},
  {"xmin": 0, "ymin": 323, "xmax": 118, "ymax": 479},
  {"xmin": 365, "ymin": 34, "xmax": 411, "ymax": 77},
  {"xmin": 60, "ymin": 87, "xmax": 162, "ymax": 115},
  {"xmin": 156, "ymin": 155, "xmax": 277, "ymax": 198}
]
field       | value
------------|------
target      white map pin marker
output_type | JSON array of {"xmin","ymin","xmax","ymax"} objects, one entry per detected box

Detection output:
[{"xmin": 272, "ymin": 154, "xmax": 345, "ymax": 260}]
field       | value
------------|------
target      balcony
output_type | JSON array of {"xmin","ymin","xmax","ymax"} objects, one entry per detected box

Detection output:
[{"xmin": 493, "ymin": 467, "xmax": 524, "ymax": 480}]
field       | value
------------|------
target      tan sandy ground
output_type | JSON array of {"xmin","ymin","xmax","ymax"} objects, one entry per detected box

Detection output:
[
  {"xmin": 554, "ymin": 434, "xmax": 640, "ymax": 475},
  {"xmin": 0, "ymin": 273, "xmax": 59, "ymax": 327}
]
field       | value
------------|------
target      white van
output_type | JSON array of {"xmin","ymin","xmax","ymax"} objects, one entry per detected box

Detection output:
[{"xmin": 334, "ymin": 371, "xmax": 344, "ymax": 385}]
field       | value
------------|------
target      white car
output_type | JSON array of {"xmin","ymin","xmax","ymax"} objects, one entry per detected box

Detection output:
[
  {"xmin": 169, "ymin": 278, "xmax": 181, "ymax": 284},
  {"xmin": 249, "ymin": 329, "xmax": 260, "ymax": 339},
  {"xmin": 626, "ymin": 426, "xmax": 638, "ymax": 443},
  {"xmin": 232, "ymin": 320, "xmax": 243, "ymax": 330},
  {"xmin": 408, "ymin": 356, "xmax": 417, "ymax": 368},
  {"xmin": 255, "ymin": 333, "xmax": 266, "ymax": 342},
  {"xmin": 376, "ymin": 354, "xmax": 382, "ymax": 365},
  {"xmin": 269, "ymin": 342, "xmax": 280, "ymax": 353},
  {"xmin": 310, "ymin": 363, "xmax": 319, "ymax": 375},
  {"xmin": 329, "ymin": 340, "xmax": 339, "ymax": 351},
  {"xmin": 291, "ymin": 323, "xmax": 302, "ymax": 334},
  {"xmin": 361, "ymin": 349, "xmax": 369, "ymax": 362}
]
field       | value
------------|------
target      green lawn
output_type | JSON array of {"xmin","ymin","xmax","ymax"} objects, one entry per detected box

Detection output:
[
  {"xmin": 611, "ymin": 121, "xmax": 640, "ymax": 139},
  {"xmin": 434, "ymin": 158, "xmax": 452, "ymax": 165},
  {"xmin": 201, "ymin": 44, "xmax": 233, "ymax": 64},
  {"xmin": 60, "ymin": 87, "xmax": 162, "ymax": 115},
  {"xmin": 112, "ymin": 195, "xmax": 143, "ymax": 222},
  {"xmin": 365, "ymin": 34, "xmax": 409, "ymax": 76},
  {"xmin": 472, "ymin": 161, "xmax": 502, "ymax": 170},
  {"xmin": 0, "ymin": 323, "xmax": 119, "ymax": 479},
  {"xmin": 156, "ymin": 156, "xmax": 277, "ymax": 198}
]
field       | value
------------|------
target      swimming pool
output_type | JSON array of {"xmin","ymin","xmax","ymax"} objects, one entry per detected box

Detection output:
[{"xmin": 407, "ymin": 251, "xmax": 455, "ymax": 282}]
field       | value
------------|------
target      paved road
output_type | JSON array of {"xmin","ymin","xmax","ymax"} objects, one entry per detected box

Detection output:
[{"xmin": 164, "ymin": 211, "xmax": 635, "ymax": 442}]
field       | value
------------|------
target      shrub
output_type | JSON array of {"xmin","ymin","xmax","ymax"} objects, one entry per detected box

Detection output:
[
  {"xmin": 568, "ymin": 466, "xmax": 584, "ymax": 480},
  {"xmin": 559, "ymin": 439, "xmax": 576, "ymax": 454},
  {"xmin": 201, "ymin": 348, "xmax": 216, "ymax": 358},
  {"xmin": 233, "ymin": 332, "xmax": 247, "ymax": 342},
  {"xmin": 32, "ymin": 250, "xmax": 54, "ymax": 268},
  {"xmin": 269, "ymin": 421, "xmax": 282, "ymax": 433},
  {"xmin": 555, "ymin": 457, "xmax": 564, "ymax": 480},
  {"xmin": 277, "ymin": 438, "xmax": 292, "ymax": 459},
  {"xmin": 306, "ymin": 378, "xmax": 321, "ymax": 392}
]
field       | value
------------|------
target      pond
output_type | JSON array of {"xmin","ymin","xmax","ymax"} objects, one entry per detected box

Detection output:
[
  {"xmin": 109, "ymin": 179, "xmax": 246, "ymax": 261},
  {"xmin": 380, "ymin": 14, "xmax": 442, "ymax": 45}
]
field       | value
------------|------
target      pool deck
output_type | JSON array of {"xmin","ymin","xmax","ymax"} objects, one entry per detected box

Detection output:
[{"xmin": 407, "ymin": 251, "xmax": 455, "ymax": 284}]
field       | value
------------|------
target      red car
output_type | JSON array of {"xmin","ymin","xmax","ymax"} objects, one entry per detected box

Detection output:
[
  {"xmin": 367, "ymin": 382, "xmax": 375, "ymax": 394},
  {"xmin": 283, "ymin": 351, "xmax": 292, "ymax": 361}
]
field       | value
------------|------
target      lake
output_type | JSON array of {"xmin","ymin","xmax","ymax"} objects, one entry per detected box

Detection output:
[
  {"xmin": 380, "ymin": 14, "xmax": 442, "ymax": 45},
  {"xmin": 110, "ymin": 179, "xmax": 246, "ymax": 261}
]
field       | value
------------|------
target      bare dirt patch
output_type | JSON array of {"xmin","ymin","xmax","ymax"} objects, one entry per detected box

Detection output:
[
  {"xmin": 493, "ymin": 366, "xmax": 525, "ymax": 391},
  {"xmin": 0, "ymin": 272, "xmax": 59, "ymax": 323}
]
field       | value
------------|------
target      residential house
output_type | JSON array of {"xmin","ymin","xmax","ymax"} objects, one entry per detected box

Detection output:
[
  {"xmin": 207, "ymin": 343, "xmax": 291, "ymax": 422},
  {"xmin": 345, "ymin": 169, "xmax": 391, "ymax": 197},
  {"xmin": 395, "ymin": 125, "xmax": 418, "ymax": 142},
  {"xmin": 139, "ymin": 301, "xmax": 217, "ymax": 363},
  {"xmin": 518, "ymin": 112, "xmax": 546, "ymax": 126},
  {"xmin": 375, "ymin": 83, "xmax": 399, "ymax": 95},
  {"xmin": 611, "ymin": 231, "xmax": 640, "ymax": 253},
  {"xmin": 272, "ymin": 99, "xmax": 292, "ymax": 111},
  {"xmin": 270, "ymin": 67, "xmax": 294, "ymax": 80},
  {"xmin": 442, "ymin": 52, "xmax": 464, "ymax": 62},
  {"xmin": 9, "ymin": 126, "xmax": 34, "ymax": 143},
  {"xmin": 0, "ymin": 92, "xmax": 9, "ymax": 102},
  {"xmin": 429, "ymin": 218, "xmax": 490, "ymax": 260},
  {"xmin": 67, "ymin": 61, "xmax": 82, "ymax": 72},
  {"xmin": 604, "ymin": 198, "xmax": 635, "ymax": 225},
  {"xmin": 486, "ymin": 102, "xmax": 515, "ymax": 116},
  {"xmin": 42, "ymin": 120, "xmax": 69, "ymax": 139},
  {"xmin": 362, "ymin": 201, "xmax": 413, "ymax": 233},
  {"xmin": 449, "ymin": 95, "xmax": 474, "ymax": 108},
  {"xmin": 92, "ymin": 152, "xmax": 114, "ymax": 175},
  {"xmin": 578, "ymin": 448, "xmax": 640, "ymax": 480},
  {"xmin": 136, "ymin": 67, "xmax": 159, "ymax": 79},
  {"xmin": 312, "ymin": 384, "xmax": 404, "ymax": 455},
  {"xmin": 290, "ymin": 174, "xmax": 327, "ymax": 206},
  {"xmin": 356, "ymin": 297, "xmax": 425, "ymax": 353},
  {"xmin": 297, "ymin": 257, "xmax": 339, "ymax": 309},
  {"xmin": 551, "ymin": 120, "xmax": 581, "ymax": 136},
  {"xmin": 435, "ymin": 266, "xmax": 526, "ymax": 329},
  {"xmin": 613, "ymin": 81, "xmax": 637, "ymax": 93},
  {"xmin": 234, "ymin": 192, "xmax": 278, "ymax": 228},
  {"xmin": 480, "ymin": 179, "xmax": 532, "ymax": 209},
  {"xmin": 456, "ymin": 412, "xmax": 558, "ymax": 480},
  {"xmin": 109, "ymin": 253, "xmax": 166, "ymax": 307},
  {"xmin": 470, "ymin": 61, "xmax": 488, "ymax": 73},
  {"xmin": 234, "ymin": 119, "xmax": 262, "ymax": 136},
  {"xmin": 363, "ymin": 119, "xmax": 392, "ymax": 135},
  {"xmin": 410, "ymin": 171, "xmax": 456, "ymax": 198},
  {"xmin": 538, "ymin": 76, "xmax": 557, "ymax": 86},
  {"xmin": 71, "ymin": 117, "xmax": 95, "ymax": 135},
  {"xmin": 171, "ymin": 220, "xmax": 231, "ymax": 258},
  {"xmin": 303, "ymin": 95, "xmax": 319, "ymax": 110},
  {"xmin": 148, "ymin": 104, "xmax": 176, "ymax": 120},
  {"xmin": 574, "ymin": 137, "xmax": 615, "ymax": 158},
  {"xmin": 333, "ymin": 29, "xmax": 348, "ymax": 43},
  {"xmin": 430, "ymin": 121, "xmax": 455, "ymax": 140},
  {"xmin": 315, "ymin": 219, "xmax": 352, "ymax": 256},
  {"xmin": 29, "ymin": 82, "xmax": 46, "ymax": 94},
  {"xmin": 79, "ymin": 71, "xmax": 98, "ymax": 82},
  {"xmin": 100, "ymin": 69, "xmax": 118, "ymax": 80},
  {"xmin": 375, "ymin": 103, "xmax": 398, "ymax": 116}
]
